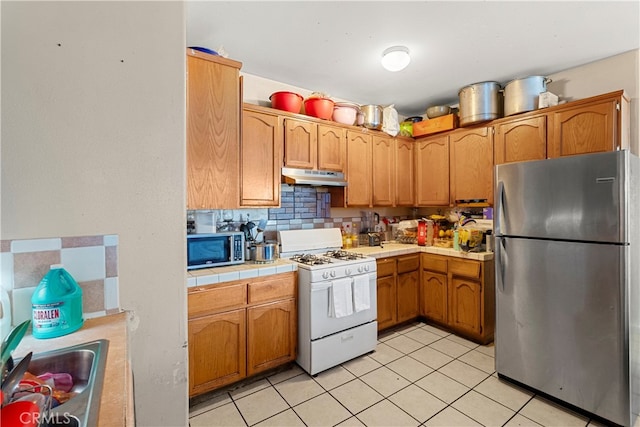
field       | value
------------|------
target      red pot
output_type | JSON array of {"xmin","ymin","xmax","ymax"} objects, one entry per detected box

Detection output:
[
  {"xmin": 304, "ymin": 97, "xmax": 335, "ymax": 120},
  {"xmin": 270, "ymin": 91, "xmax": 303, "ymax": 113}
]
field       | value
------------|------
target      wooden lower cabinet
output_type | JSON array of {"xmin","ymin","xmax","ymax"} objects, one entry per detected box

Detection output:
[
  {"xmin": 247, "ymin": 299, "xmax": 296, "ymax": 376},
  {"xmin": 420, "ymin": 253, "xmax": 494, "ymax": 344},
  {"xmin": 420, "ymin": 271, "xmax": 447, "ymax": 324},
  {"xmin": 377, "ymin": 254, "xmax": 420, "ymax": 331},
  {"xmin": 188, "ymin": 309, "xmax": 246, "ymax": 396},
  {"xmin": 376, "ymin": 259, "xmax": 397, "ymax": 330},
  {"xmin": 449, "ymin": 277, "xmax": 482, "ymax": 336},
  {"xmin": 396, "ymin": 255, "xmax": 420, "ymax": 323},
  {"xmin": 188, "ymin": 272, "xmax": 297, "ymax": 397}
]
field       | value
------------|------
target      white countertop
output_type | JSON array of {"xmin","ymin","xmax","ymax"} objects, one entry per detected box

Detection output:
[
  {"xmin": 185, "ymin": 243, "xmax": 493, "ymax": 287},
  {"xmin": 187, "ymin": 259, "xmax": 298, "ymax": 287},
  {"xmin": 346, "ymin": 242, "xmax": 495, "ymax": 261}
]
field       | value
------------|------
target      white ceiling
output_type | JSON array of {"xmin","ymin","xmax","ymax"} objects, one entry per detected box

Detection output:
[{"xmin": 186, "ymin": 1, "xmax": 640, "ymax": 117}]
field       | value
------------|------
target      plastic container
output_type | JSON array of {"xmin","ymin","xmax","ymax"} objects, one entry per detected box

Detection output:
[
  {"xmin": 270, "ymin": 91, "xmax": 303, "ymax": 113},
  {"xmin": 417, "ymin": 221, "xmax": 427, "ymax": 246},
  {"xmin": 304, "ymin": 97, "xmax": 334, "ymax": 120},
  {"xmin": 31, "ymin": 265, "xmax": 83, "ymax": 339}
]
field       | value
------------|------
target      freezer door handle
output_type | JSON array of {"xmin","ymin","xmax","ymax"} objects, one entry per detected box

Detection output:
[
  {"xmin": 495, "ymin": 181, "xmax": 505, "ymax": 236},
  {"xmin": 496, "ymin": 238, "xmax": 505, "ymax": 292}
]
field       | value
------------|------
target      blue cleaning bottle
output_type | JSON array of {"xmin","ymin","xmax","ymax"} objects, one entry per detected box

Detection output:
[{"xmin": 31, "ymin": 264, "xmax": 84, "ymax": 339}]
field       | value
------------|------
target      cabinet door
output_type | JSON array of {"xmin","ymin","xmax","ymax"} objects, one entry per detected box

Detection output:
[
  {"xmin": 395, "ymin": 138, "xmax": 415, "ymax": 206},
  {"xmin": 397, "ymin": 270, "xmax": 419, "ymax": 323},
  {"xmin": 377, "ymin": 275, "xmax": 396, "ymax": 331},
  {"xmin": 495, "ymin": 115, "xmax": 547, "ymax": 164},
  {"xmin": 317, "ymin": 124, "xmax": 346, "ymax": 172},
  {"xmin": 415, "ymin": 135, "xmax": 450, "ymax": 206},
  {"xmin": 448, "ymin": 277, "xmax": 482, "ymax": 336},
  {"xmin": 284, "ymin": 118, "xmax": 317, "ymax": 169},
  {"xmin": 186, "ymin": 54, "xmax": 241, "ymax": 209},
  {"xmin": 548, "ymin": 99, "xmax": 618, "ymax": 157},
  {"xmin": 247, "ymin": 299, "xmax": 296, "ymax": 375},
  {"xmin": 420, "ymin": 271, "xmax": 448, "ymax": 324},
  {"xmin": 188, "ymin": 309, "xmax": 246, "ymax": 396},
  {"xmin": 241, "ymin": 110, "xmax": 283, "ymax": 206},
  {"xmin": 449, "ymin": 126, "xmax": 494, "ymax": 204},
  {"xmin": 372, "ymin": 134, "xmax": 395, "ymax": 206},
  {"xmin": 346, "ymin": 131, "xmax": 372, "ymax": 206}
]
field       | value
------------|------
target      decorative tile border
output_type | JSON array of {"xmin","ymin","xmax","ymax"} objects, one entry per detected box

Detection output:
[{"xmin": 0, "ymin": 234, "xmax": 120, "ymax": 328}]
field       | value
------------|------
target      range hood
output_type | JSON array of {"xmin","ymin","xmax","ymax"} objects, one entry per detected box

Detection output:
[{"xmin": 281, "ymin": 167, "xmax": 347, "ymax": 187}]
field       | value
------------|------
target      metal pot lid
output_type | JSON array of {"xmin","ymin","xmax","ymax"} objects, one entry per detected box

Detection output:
[
  {"xmin": 504, "ymin": 75, "xmax": 551, "ymax": 86},
  {"xmin": 334, "ymin": 102, "xmax": 361, "ymax": 111},
  {"xmin": 458, "ymin": 81, "xmax": 502, "ymax": 95}
]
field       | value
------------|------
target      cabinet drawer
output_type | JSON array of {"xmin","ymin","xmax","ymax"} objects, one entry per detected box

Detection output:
[
  {"xmin": 188, "ymin": 282, "xmax": 247, "ymax": 318},
  {"xmin": 421, "ymin": 254, "xmax": 447, "ymax": 274},
  {"xmin": 449, "ymin": 259, "xmax": 481, "ymax": 278},
  {"xmin": 248, "ymin": 272, "xmax": 296, "ymax": 305},
  {"xmin": 377, "ymin": 258, "xmax": 396, "ymax": 277},
  {"xmin": 397, "ymin": 254, "xmax": 420, "ymax": 274}
]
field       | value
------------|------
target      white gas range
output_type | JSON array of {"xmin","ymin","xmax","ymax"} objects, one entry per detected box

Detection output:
[{"xmin": 279, "ymin": 228, "xmax": 378, "ymax": 375}]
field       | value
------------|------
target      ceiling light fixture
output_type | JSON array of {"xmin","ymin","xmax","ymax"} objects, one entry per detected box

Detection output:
[{"xmin": 381, "ymin": 46, "xmax": 410, "ymax": 72}]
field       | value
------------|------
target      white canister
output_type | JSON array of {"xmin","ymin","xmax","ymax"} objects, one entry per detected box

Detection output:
[{"xmin": 195, "ymin": 211, "xmax": 216, "ymax": 234}]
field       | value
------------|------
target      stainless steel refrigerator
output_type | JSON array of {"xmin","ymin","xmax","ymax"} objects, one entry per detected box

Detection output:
[{"xmin": 494, "ymin": 150, "xmax": 639, "ymax": 426}]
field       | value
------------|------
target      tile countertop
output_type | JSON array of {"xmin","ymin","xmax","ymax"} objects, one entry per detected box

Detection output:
[
  {"xmin": 347, "ymin": 242, "xmax": 495, "ymax": 261},
  {"xmin": 187, "ymin": 259, "xmax": 298, "ymax": 288},
  {"xmin": 12, "ymin": 311, "xmax": 133, "ymax": 426}
]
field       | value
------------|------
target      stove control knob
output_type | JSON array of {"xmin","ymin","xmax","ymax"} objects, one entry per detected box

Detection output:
[
  {"xmin": 322, "ymin": 272, "xmax": 330, "ymax": 280},
  {"xmin": 364, "ymin": 264, "xmax": 370, "ymax": 272},
  {"xmin": 357, "ymin": 266, "xmax": 363, "ymax": 273},
  {"xmin": 345, "ymin": 268, "xmax": 352, "ymax": 275},
  {"xmin": 330, "ymin": 270, "xmax": 336, "ymax": 278}
]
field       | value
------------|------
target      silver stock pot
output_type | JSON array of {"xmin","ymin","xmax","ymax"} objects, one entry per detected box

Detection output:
[{"xmin": 249, "ymin": 242, "xmax": 279, "ymax": 263}]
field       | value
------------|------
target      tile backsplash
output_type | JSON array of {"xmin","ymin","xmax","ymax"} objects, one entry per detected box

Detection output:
[
  {"xmin": 188, "ymin": 185, "xmax": 416, "ymax": 242},
  {"xmin": 0, "ymin": 234, "xmax": 120, "ymax": 328}
]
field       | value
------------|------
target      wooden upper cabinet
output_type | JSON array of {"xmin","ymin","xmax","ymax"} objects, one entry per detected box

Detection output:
[
  {"xmin": 241, "ymin": 108, "xmax": 283, "ymax": 206},
  {"xmin": 345, "ymin": 131, "xmax": 372, "ymax": 206},
  {"xmin": 495, "ymin": 115, "xmax": 547, "ymax": 164},
  {"xmin": 449, "ymin": 126, "xmax": 494, "ymax": 204},
  {"xmin": 317, "ymin": 124, "xmax": 346, "ymax": 172},
  {"xmin": 548, "ymin": 92, "xmax": 627, "ymax": 158},
  {"xmin": 415, "ymin": 134, "xmax": 450, "ymax": 206},
  {"xmin": 395, "ymin": 138, "xmax": 415, "ymax": 206},
  {"xmin": 284, "ymin": 118, "xmax": 317, "ymax": 169},
  {"xmin": 372, "ymin": 134, "xmax": 395, "ymax": 206},
  {"xmin": 186, "ymin": 51, "xmax": 242, "ymax": 209}
]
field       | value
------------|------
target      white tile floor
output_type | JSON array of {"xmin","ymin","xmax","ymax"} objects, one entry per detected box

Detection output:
[{"xmin": 189, "ymin": 322, "xmax": 607, "ymax": 427}]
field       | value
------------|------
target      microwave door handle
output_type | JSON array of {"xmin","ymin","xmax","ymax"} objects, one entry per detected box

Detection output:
[{"xmin": 228, "ymin": 235, "xmax": 234, "ymax": 261}]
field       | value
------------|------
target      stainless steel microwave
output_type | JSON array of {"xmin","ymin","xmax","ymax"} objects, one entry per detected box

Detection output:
[{"xmin": 187, "ymin": 232, "xmax": 245, "ymax": 270}]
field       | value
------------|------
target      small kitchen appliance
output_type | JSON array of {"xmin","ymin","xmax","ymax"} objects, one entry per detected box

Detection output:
[
  {"xmin": 278, "ymin": 228, "xmax": 377, "ymax": 375},
  {"xmin": 187, "ymin": 232, "xmax": 245, "ymax": 270},
  {"xmin": 495, "ymin": 150, "xmax": 639, "ymax": 426}
]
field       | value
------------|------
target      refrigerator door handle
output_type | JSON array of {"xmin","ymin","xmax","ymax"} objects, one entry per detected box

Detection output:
[
  {"xmin": 495, "ymin": 181, "xmax": 505, "ymax": 236},
  {"xmin": 496, "ymin": 238, "xmax": 505, "ymax": 292}
]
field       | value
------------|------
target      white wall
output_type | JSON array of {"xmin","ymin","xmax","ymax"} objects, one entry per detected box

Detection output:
[
  {"xmin": 548, "ymin": 49, "xmax": 639, "ymax": 154},
  {"xmin": 1, "ymin": 2, "xmax": 188, "ymax": 426}
]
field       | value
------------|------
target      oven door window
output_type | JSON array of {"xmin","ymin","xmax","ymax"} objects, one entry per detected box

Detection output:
[{"xmin": 188, "ymin": 236, "xmax": 229, "ymax": 267}]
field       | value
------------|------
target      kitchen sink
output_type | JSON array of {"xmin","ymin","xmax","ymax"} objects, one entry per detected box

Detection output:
[{"xmin": 15, "ymin": 339, "xmax": 109, "ymax": 427}]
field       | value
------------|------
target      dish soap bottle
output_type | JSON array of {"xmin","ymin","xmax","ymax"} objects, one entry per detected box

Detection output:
[{"xmin": 31, "ymin": 264, "xmax": 84, "ymax": 339}]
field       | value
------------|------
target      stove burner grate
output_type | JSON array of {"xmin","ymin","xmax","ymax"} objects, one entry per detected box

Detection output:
[
  {"xmin": 324, "ymin": 250, "xmax": 367, "ymax": 261},
  {"xmin": 290, "ymin": 254, "xmax": 334, "ymax": 266}
]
